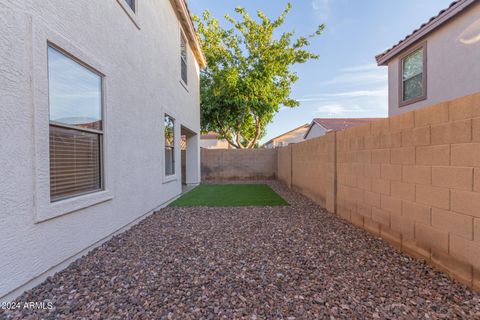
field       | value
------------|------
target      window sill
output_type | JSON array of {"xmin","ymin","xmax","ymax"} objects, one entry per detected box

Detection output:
[
  {"xmin": 179, "ymin": 80, "xmax": 189, "ymax": 92},
  {"xmin": 35, "ymin": 190, "xmax": 114, "ymax": 223},
  {"xmin": 399, "ymin": 94, "xmax": 427, "ymax": 107},
  {"xmin": 116, "ymin": 0, "xmax": 141, "ymax": 30},
  {"xmin": 163, "ymin": 175, "xmax": 178, "ymax": 184}
]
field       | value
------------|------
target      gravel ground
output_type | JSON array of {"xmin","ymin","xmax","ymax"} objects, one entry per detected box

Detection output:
[{"xmin": 2, "ymin": 181, "xmax": 480, "ymax": 319}]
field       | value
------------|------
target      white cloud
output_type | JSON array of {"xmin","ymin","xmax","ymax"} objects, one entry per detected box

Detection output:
[
  {"xmin": 314, "ymin": 96, "xmax": 387, "ymax": 118},
  {"xmin": 317, "ymin": 103, "xmax": 359, "ymax": 116},
  {"xmin": 319, "ymin": 70, "xmax": 387, "ymax": 87},
  {"xmin": 317, "ymin": 62, "xmax": 387, "ymax": 88},
  {"xmin": 311, "ymin": 0, "xmax": 329, "ymax": 11},
  {"xmin": 293, "ymin": 63, "xmax": 388, "ymax": 118},
  {"xmin": 331, "ymin": 88, "xmax": 387, "ymax": 98},
  {"xmin": 340, "ymin": 63, "xmax": 378, "ymax": 72},
  {"xmin": 297, "ymin": 87, "xmax": 387, "ymax": 102},
  {"xmin": 311, "ymin": 0, "xmax": 330, "ymax": 20}
]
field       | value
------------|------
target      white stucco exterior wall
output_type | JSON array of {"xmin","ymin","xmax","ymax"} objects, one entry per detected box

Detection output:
[
  {"xmin": 0, "ymin": 0, "xmax": 200, "ymax": 300},
  {"xmin": 304, "ymin": 124, "xmax": 328, "ymax": 140},
  {"xmin": 387, "ymin": 2, "xmax": 480, "ymax": 116}
]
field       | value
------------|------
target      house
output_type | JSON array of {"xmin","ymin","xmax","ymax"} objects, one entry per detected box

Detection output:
[
  {"xmin": 263, "ymin": 124, "xmax": 310, "ymax": 148},
  {"xmin": 0, "ymin": 0, "xmax": 205, "ymax": 301},
  {"xmin": 304, "ymin": 118, "xmax": 384, "ymax": 140},
  {"xmin": 200, "ymin": 132, "xmax": 232, "ymax": 149},
  {"xmin": 376, "ymin": 0, "xmax": 480, "ymax": 116}
]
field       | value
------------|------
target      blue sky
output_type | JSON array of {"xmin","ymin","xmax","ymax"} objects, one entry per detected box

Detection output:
[{"xmin": 188, "ymin": 0, "xmax": 453, "ymax": 143}]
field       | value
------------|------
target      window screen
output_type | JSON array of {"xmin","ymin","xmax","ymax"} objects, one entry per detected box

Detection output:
[
  {"xmin": 180, "ymin": 34, "xmax": 187, "ymax": 84},
  {"xmin": 402, "ymin": 47, "xmax": 425, "ymax": 102},
  {"xmin": 164, "ymin": 115, "xmax": 175, "ymax": 176}
]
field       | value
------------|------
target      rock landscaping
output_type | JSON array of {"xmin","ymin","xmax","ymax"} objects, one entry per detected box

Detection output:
[{"xmin": 2, "ymin": 181, "xmax": 480, "ymax": 319}]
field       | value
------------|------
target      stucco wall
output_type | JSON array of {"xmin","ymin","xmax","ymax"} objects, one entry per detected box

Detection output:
[
  {"xmin": 0, "ymin": 0, "xmax": 200, "ymax": 300},
  {"xmin": 201, "ymin": 149, "xmax": 277, "ymax": 180},
  {"xmin": 387, "ymin": 2, "xmax": 480, "ymax": 116},
  {"xmin": 200, "ymin": 139, "xmax": 230, "ymax": 149},
  {"xmin": 264, "ymin": 127, "xmax": 308, "ymax": 148}
]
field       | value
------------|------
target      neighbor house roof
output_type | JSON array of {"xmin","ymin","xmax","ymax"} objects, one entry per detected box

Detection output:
[
  {"xmin": 263, "ymin": 124, "xmax": 310, "ymax": 146},
  {"xmin": 169, "ymin": 0, "xmax": 206, "ymax": 68},
  {"xmin": 304, "ymin": 118, "xmax": 384, "ymax": 138},
  {"xmin": 375, "ymin": 0, "xmax": 476, "ymax": 66}
]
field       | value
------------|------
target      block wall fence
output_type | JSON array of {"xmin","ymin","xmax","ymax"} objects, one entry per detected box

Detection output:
[
  {"xmin": 201, "ymin": 148, "xmax": 277, "ymax": 180},
  {"xmin": 277, "ymin": 92, "xmax": 480, "ymax": 290}
]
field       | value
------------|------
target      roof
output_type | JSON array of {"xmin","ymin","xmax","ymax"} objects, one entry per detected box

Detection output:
[
  {"xmin": 169, "ymin": 0, "xmax": 206, "ymax": 68},
  {"xmin": 304, "ymin": 118, "xmax": 384, "ymax": 138},
  {"xmin": 263, "ymin": 124, "xmax": 310, "ymax": 146},
  {"xmin": 376, "ymin": 0, "xmax": 477, "ymax": 65}
]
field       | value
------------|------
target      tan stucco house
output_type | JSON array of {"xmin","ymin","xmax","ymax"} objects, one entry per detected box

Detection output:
[
  {"xmin": 200, "ymin": 132, "xmax": 232, "ymax": 149},
  {"xmin": 263, "ymin": 124, "xmax": 310, "ymax": 148},
  {"xmin": 376, "ymin": 0, "xmax": 480, "ymax": 116}
]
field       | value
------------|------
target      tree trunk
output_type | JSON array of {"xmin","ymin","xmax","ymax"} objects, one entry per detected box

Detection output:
[{"xmin": 246, "ymin": 116, "xmax": 262, "ymax": 148}]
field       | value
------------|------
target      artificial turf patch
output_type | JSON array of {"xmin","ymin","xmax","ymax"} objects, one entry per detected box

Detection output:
[{"xmin": 169, "ymin": 184, "xmax": 288, "ymax": 207}]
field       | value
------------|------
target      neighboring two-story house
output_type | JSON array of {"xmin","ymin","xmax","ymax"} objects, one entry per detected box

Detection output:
[
  {"xmin": 0, "ymin": 0, "xmax": 205, "ymax": 301},
  {"xmin": 376, "ymin": 0, "xmax": 480, "ymax": 116}
]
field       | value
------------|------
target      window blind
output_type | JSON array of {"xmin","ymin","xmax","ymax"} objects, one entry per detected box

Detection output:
[{"xmin": 49, "ymin": 125, "xmax": 102, "ymax": 201}]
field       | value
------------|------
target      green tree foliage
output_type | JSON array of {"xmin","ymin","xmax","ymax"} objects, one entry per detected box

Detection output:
[{"xmin": 193, "ymin": 4, "xmax": 325, "ymax": 148}]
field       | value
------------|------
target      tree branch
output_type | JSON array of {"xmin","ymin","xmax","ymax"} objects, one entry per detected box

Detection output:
[{"xmin": 216, "ymin": 115, "xmax": 240, "ymax": 148}]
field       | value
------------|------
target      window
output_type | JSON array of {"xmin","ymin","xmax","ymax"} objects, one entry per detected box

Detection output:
[
  {"xmin": 125, "ymin": 0, "xmax": 135, "ymax": 12},
  {"xmin": 48, "ymin": 46, "xmax": 103, "ymax": 201},
  {"xmin": 164, "ymin": 115, "xmax": 175, "ymax": 176},
  {"xmin": 400, "ymin": 43, "xmax": 426, "ymax": 106},
  {"xmin": 180, "ymin": 34, "xmax": 187, "ymax": 85}
]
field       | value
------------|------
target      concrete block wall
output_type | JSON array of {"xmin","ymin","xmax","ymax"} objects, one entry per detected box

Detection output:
[
  {"xmin": 277, "ymin": 92, "xmax": 480, "ymax": 290},
  {"xmin": 277, "ymin": 146, "xmax": 292, "ymax": 188},
  {"xmin": 201, "ymin": 148, "xmax": 277, "ymax": 180},
  {"xmin": 287, "ymin": 133, "xmax": 336, "ymax": 212}
]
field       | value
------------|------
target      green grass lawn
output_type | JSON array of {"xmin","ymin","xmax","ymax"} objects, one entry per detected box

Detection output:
[{"xmin": 169, "ymin": 184, "xmax": 288, "ymax": 207}]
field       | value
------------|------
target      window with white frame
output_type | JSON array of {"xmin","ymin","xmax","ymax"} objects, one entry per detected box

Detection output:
[
  {"xmin": 164, "ymin": 115, "xmax": 175, "ymax": 176},
  {"xmin": 47, "ymin": 45, "xmax": 104, "ymax": 201},
  {"xmin": 400, "ymin": 43, "xmax": 426, "ymax": 106},
  {"xmin": 180, "ymin": 33, "xmax": 188, "ymax": 85}
]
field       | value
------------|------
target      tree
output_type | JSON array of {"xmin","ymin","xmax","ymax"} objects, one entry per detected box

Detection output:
[{"xmin": 193, "ymin": 3, "xmax": 325, "ymax": 148}]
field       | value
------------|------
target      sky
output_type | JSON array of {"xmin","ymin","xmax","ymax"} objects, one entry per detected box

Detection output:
[{"xmin": 187, "ymin": 0, "xmax": 453, "ymax": 143}]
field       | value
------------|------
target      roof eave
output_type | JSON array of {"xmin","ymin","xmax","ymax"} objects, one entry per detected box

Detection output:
[
  {"xmin": 303, "ymin": 121, "xmax": 328, "ymax": 139},
  {"xmin": 375, "ymin": 0, "xmax": 475, "ymax": 66},
  {"xmin": 170, "ymin": 0, "xmax": 207, "ymax": 69},
  {"xmin": 303, "ymin": 121, "xmax": 315, "ymax": 139}
]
